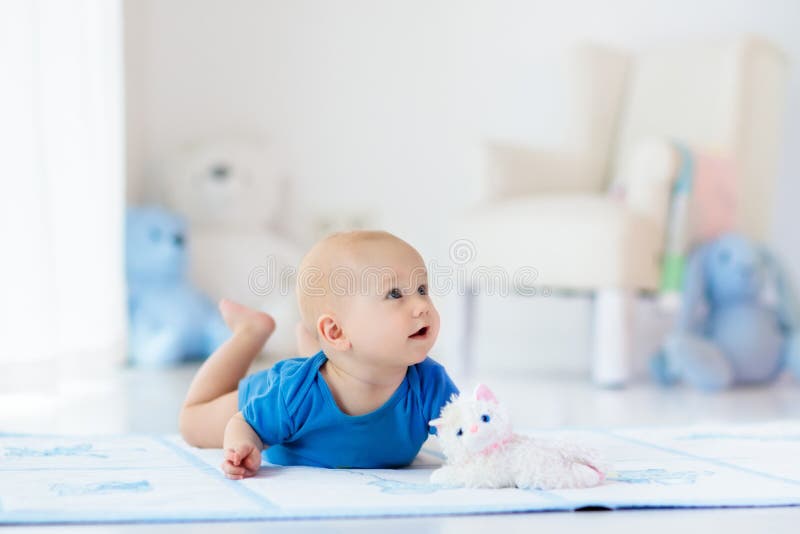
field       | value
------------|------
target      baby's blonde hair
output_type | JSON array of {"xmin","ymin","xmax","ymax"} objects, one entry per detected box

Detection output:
[{"xmin": 295, "ymin": 230, "xmax": 418, "ymax": 335}]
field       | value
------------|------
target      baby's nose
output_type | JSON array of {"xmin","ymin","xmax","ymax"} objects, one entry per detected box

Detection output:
[
  {"xmin": 412, "ymin": 300, "xmax": 429, "ymax": 317},
  {"xmin": 469, "ymin": 424, "xmax": 478, "ymax": 433}
]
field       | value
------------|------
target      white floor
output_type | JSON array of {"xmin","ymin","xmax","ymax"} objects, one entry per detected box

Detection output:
[{"xmin": 3, "ymin": 361, "xmax": 800, "ymax": 533}]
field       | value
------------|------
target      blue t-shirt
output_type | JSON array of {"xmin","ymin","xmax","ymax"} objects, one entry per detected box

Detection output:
[{"xmin": 238, "ymin": 351, "xmax": 459, "ymax": 468}]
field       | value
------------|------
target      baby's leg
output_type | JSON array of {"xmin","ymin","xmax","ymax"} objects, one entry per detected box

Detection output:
[{"xmin": 179, "ymin": 299, "xmax": 275, "ymax": 448}]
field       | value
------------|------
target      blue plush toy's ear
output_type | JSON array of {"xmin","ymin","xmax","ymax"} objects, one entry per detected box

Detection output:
[
  {"xmin": 759, "ymin": 246, "xmax": 800, "ymax": 334},
  {"xmin": 676, "ymin": 243, "xmax": 711, "ymax": 334}
]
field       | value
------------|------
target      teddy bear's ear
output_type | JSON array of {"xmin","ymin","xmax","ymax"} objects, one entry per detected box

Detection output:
[
  {"xmin": 676, "ymin": 242, "xmax": 712, "ymax": 332},
  {"xmin": 473, "ymin": 383, "xmax": 497, "ymax": 403}
]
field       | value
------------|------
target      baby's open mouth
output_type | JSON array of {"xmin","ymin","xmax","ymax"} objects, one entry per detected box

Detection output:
[{"xmin": 409, "ymin": 326, "xmax": 428, "ymax": 339}]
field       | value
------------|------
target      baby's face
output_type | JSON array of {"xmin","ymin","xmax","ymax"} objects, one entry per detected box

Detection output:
[{"xmin": 336, "ymin": 242, "xmax": 440, "ymax": 368}]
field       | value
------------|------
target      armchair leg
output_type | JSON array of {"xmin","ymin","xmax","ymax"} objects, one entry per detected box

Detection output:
[
  {"xmin": 455, "ymin": 285, "xmax": 476, "ymax": 378},
  {"xmin": 591, "ymin": 288, "xmax": 633, "ymax": 387}
]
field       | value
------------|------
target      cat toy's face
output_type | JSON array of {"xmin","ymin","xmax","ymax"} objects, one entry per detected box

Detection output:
[{"xmin": 429, "ymin": 385, "xmax": 513, "ymax": 461}]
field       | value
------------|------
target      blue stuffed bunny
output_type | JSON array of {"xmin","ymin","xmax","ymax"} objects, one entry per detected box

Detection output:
[
  {"xmin": 651, "ymin": 233, "xmax": 800, "ymax": 390},
  {"xmin": 126, "ymin": 206, "xmax": 229, "ymax": 367}
]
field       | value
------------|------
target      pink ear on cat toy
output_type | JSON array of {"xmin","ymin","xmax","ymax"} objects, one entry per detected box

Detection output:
[{"xmin": 473, "ymin": 383, "xmax": 497, "ymax": 403}]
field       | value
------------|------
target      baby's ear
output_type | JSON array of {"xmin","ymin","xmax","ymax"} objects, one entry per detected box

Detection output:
[
  {"xmin": 317, "ymin": 314, "xmax": 351, "ymax": 351},
  {"xmin": 473, "ymin": 383, "xmax": 497, "ymax": 403}
]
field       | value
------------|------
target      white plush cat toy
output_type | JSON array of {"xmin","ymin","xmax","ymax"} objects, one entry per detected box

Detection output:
[{"xmin": 429, "ymin": 384, "xmax": 607, "ymax": 489}]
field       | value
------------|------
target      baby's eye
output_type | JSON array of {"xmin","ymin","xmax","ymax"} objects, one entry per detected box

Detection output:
[
  {"xmin": 417, "ymin": 284, "xmax": 428, "ymax": 296},
  {"xmin": 456, "ymin": 428, "xmax": 463, "ymax": 437},
  {"xmin": 481, "ymin": 414, "xmax": 491, "ymax": 423},
  {"xmin": 387, "ymin": 288, "xmax": 402, "ymax": 299}
]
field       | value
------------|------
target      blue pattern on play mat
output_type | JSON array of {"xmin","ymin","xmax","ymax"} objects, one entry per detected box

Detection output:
[{"xmin": 2, "ymin": 422, "xmax": 800, "ymax": 524}]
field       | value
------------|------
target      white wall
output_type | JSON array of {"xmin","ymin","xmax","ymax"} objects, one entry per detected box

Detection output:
[
  {"xmin": 125, "ymin": 0, "xmax": 800, "ymax": 262},
  {"xmin": 124, "ymin": 0, "xmax": 800, "ymax": 369}
]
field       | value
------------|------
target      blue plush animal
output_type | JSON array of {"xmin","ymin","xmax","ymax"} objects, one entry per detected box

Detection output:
[
  {"xmin": 651, "ymin": 233, "xmax": 800, "ymax": 390},
  {"xmin": 126, "ymin": 206, "xmax": 229, "ymax": 367}
]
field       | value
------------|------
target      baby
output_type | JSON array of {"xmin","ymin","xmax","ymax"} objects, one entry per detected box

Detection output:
[{"xmin": 179, "ymin": 230, "xmax": 459, "ymax": 478}]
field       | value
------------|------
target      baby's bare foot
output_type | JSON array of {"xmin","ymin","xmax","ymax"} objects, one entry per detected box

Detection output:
[{"xmin": 219, "ymin": 299, "xmax": 276, "ymax": 339}]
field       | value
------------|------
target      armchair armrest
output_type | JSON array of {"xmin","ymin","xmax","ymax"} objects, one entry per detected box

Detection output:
[
  {"xmin": 482, "ymin": 142, "xmax": 595, "ymax": 201},
  {"xmin": 616, "ymin": 138, "xmax": 679, "ymax": 232}
]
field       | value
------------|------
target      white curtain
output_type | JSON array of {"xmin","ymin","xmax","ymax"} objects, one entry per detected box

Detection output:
[{"xmin": 0, "ymin": 0, "xmax": 126, "ymax": 370}]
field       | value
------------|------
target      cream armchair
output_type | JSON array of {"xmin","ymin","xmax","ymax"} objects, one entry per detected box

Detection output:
[{"xmin": 458, "ymin": 37, "xmax": 788, "ymax": 387}]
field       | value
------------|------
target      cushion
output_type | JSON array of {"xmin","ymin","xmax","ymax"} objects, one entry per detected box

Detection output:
[{"xmin": 459, "ymin": 194, "xmax": 662, "ymax": 291}]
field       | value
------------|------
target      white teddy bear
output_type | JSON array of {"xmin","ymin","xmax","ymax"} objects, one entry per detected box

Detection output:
[
  {"xmin": 156, "ymin": 138, "xmax": 302, "ymax": 358},
  {"xmin": 159, "ymin": 138, "xmax": 286, "ymax": 231},
  {"xmin": 429, "ymin": 384, "xmax": 607, "ymax": 490}
]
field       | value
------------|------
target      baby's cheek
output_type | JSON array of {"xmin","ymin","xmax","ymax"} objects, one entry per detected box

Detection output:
[
  {"xmin": 429, "ymin": 309, "xmax": 442, "ymax": 334},
  {"xmin": 361, "ymin": 316, "xmax": 397, "ymax": 352},
  {"xmin": 352, "ymin": 310, "xmax": 385, "ymax": 336}
]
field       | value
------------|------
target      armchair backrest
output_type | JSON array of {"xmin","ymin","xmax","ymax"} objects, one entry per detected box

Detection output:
[
  {"xmin": 564, "ymin": 44, "xmax": 631, "ymax": 192},
  {"xmin": 611, "ymin": 36, "xmax": 789, "ymax": 240},
  {"xmin": 482, "ymin": 44, "xmax": 631, "ymax": 198}
]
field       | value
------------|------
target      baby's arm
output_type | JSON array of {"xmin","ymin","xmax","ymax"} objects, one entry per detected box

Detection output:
[{"xmin": 221, "ymin": 411, "xmax": 267, "ymax": 479}]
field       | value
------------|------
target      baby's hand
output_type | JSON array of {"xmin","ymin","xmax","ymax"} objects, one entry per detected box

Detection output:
[{"xmin": 221, "ymin": 443, "xmax": 262, "ymax": 480}]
